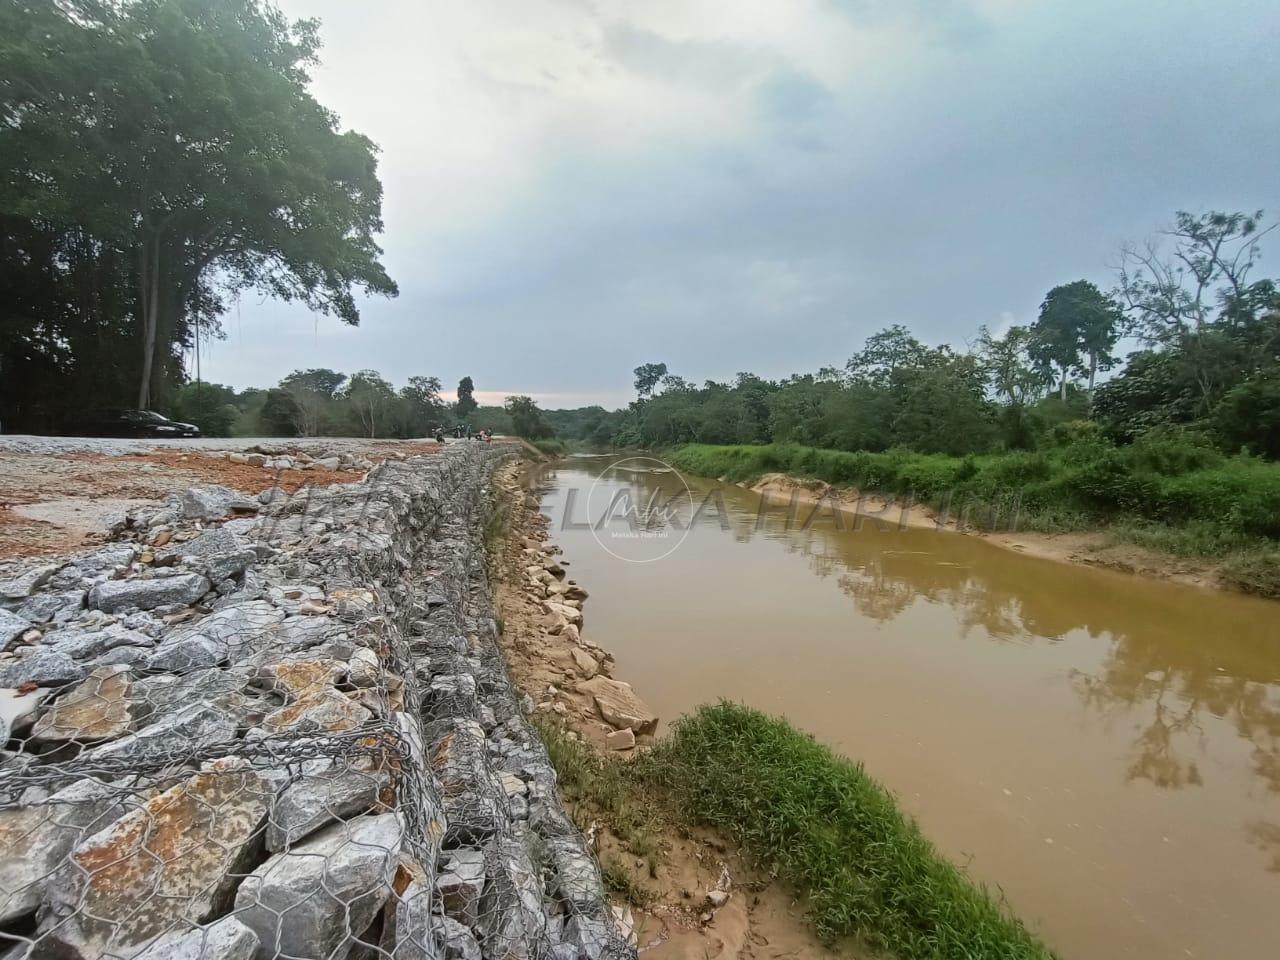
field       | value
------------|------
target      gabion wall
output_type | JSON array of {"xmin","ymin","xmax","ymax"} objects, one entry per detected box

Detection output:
[{"xmin": 0, "ymin": 443, "xmax": 632, "ymax": 960}]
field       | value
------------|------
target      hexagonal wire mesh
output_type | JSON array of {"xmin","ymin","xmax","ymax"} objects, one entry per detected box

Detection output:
[{"xmin": 0, "ymin": 447, "xmax": 633, "ymax": 959}]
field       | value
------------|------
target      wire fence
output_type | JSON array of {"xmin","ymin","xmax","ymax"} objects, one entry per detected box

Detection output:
[{"xmin": 0, "ymin": 446, "xmax": 633, "ymax": 959}]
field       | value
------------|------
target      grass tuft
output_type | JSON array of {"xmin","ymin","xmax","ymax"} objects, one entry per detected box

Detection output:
[{"xmin": 636, "ymin": 702, "xmax": 1056, "ymax": 958}]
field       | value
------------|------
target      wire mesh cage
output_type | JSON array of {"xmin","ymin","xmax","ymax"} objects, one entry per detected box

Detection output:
[{"xmin": 0, "ymin": 447, "xmax": 633, "ymax": 960}]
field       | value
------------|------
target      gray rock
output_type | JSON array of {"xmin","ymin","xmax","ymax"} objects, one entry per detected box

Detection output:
[
  {"xmin": 0, "ymin": 778, "xmax": 126, "ymax": 924},
  {"xmin": 0, "ymin": 610, "xmax": 30, "ymax": 649},
  {"xmin": 134, "ymin": 915, "xmax": 260, "ymax": 960},
  {"xmin": 265, "ymin": 758, "xmax": 392, "ymax": 851},
  {"xmin": 131, "ymin": 667, "xmax": 256, "ymax": 726},
  {"xmin": 182, "ymin": 485, "xmax": 259, "ymax": 520},
  {"xmin": 235, "ymin": 813, "xmax": 405, "ymax": 959},
  {"xmin": 88, "ymin": 573, "xmax": 211, "ymax": 613},
  {"xmin": 546, "ymin": 836, "xmax": 605, "ymax": 913},
  {"xmin": 0, "ymin": 648, "xmax": 83, "ymax": 688},
  {"xmin": 479, "ymin": 838, "xmax": 550, "ymax": 960},
  {"xmin": 0, "ymin": 564, "xmax": 59, "ymax": 600},
  {"xmin": 158, "ymin": 529, "xmax": 257, "ymax": 582},
  {"xmin": 438, "ymin": 848, "xmax": 486, "ymax": 926},
  {"xmin": 41, "ymin": 758, "xmax": 271, "ymax": 959},
  {"xmin": 430, "ymin": 719, "xmax": 504, "ymax": 843},
  {"xmin": 85, "ymin": 702, "xmax": 237, "ymax": 765},
  {"xmin": 29, "ymin": 666, "xmax": 134, "ymax": 744},
  {"xmin": 44, "ymin": 625, "xmax": 152, "ymax": 661},
  {"xmin": 74, "ymin": 543, "xmax": 139, "ymax": 578},
  {"xmin": 12, "ymin": 589, "xmax": 86, "ymax": 625},
  {"xmin": 432, "ymin": 915, "xmax": 481, "ymax": 960},
  {"xmin": 145, "ymin": 600, "xmax": 284, "ymax": 671},
  {"xmin": 380, "ymin": 878, "xmax": 440, "ymax": 960}
]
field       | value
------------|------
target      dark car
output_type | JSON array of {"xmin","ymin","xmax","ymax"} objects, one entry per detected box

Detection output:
[{"xmin": 76, "ymin": 409, "xmax": 201, "ymax": 438}]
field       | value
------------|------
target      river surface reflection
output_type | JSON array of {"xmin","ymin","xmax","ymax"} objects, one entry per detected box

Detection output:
[{"xmin": 534, "ymin": 455, "xmax": 1280, "ymax": 960}]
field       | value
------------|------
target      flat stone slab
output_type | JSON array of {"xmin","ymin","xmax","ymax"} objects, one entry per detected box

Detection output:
[
  {"xmin": 88, "ymin": 573, "xmax": 211, "ymax": 613},
  {"xmin": 235, "ymin": 813, "xmax": 404, "ymax": 959},
  {"xmin": 30, "ymin": 665, "xmax": 134, "ymax": 744},
  {"xmin": 41, "ymin": 758, "xmax": 272, "ymax": 958},
  {"xmin": 578, "ymin": 676, "xmax": 658, "ymax": 735}
]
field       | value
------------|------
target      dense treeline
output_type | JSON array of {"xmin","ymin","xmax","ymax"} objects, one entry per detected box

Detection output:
[
  {"xmin": 562, "ymin": 211, "xmax": 1278, "ymax": 459},
  {"xmin": 0, "ymin": 0, "xmax": 395, "ymax": 432},
  {"xmin": 164, "ymin": 368, "xmax": 560, "ymax": 441}
]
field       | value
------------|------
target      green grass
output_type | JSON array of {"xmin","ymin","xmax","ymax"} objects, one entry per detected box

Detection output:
[
  {"xmin": 669, "ymin": 441, "xmax": 1280, "ymax": 596},
  {"xmin": 536, "ymin": 708, "xmax": 1054, "ymax": 958},
  {"xmin": 639, "ymin": 703, "xmax": 1055, "ymax": 958}
]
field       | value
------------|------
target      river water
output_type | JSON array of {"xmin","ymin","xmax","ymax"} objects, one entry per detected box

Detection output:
[{"xmin": 533, "ymin": 454, "xmax": 1280, "ymax": 960}]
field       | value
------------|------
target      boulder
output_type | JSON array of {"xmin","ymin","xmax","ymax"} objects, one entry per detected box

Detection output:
[
  {"xmin": 43, "ymin": 625, "xmax": 152, "ymax": 662},
  {"xmin": 41, "ymin": 759, "xmax": 271, "ymax": 958},
  {"xmin": 235, "ymin": 813, "xmax": 404, "ymax": 960},
  {"xmin": 0, "ymin": 564, "xmax": 59, "ymax": 600},
  {"xmin": 478, "ymin": 838, "xmax": 549, "ymax": 960},
  {"xmin": 265, "ymin": 758, "xmax": 392, "ymax": 851},
  {"xmin": 430, "ymin": 720, "xmax": 504, "ymax": 843},
  {"xmin": 604, "ymin": 728, "xmax": 635, "ymax": 752},
  {"xmin": 29, "ymin": 665, "xmax": 134, "ymax": 744},
  {"xmin": 145, "ymin": 600, "xmax": 284, "ymax": 671},
  {"xmin": 133, "ymin": 915, "xmax": 259, "ymax": 960},
  {"xmin": 433, "ymin": 914, "xmax": 482, "ymax": 960},
  {"xmin": 578, "ymin": 677, "xmax": 657, "ymax": 735},
  {"xmin": 86, "ymin": 702, "xmax": 237, "ymax": 765},
  {"xmin": 13, "ymin": 589, "xmax": 87, "ymax": 626},
  {"xmin": 253, "ymin": 688, "xmax": 372, "ymax": 738},
  {"xmin": 0, "ymin": 647, "xmax": 83, "ymax": 688},
  {"xmin": 0, "ymin": 778, "xmax": 126, "ymax": 925},
  {"xmin": 438, "ymin": 847, "xmax": 486, "ymax": 925},
  {"xmin": 182, "ymin": 485, "xmax": 259, "ymax": 520},
  {"xmin": 0, "ymin": 610, "xmax": 30, "ymax": 649},
  {"xmin": 570, "ymin": 648, "xmax": 598, "ymax": 679},
  {"xmin": 545, "ymin": 836, "xmax": 605, "ymax": 913},
  {"xmin": 88, "ymin": 573, "xmax": 211, "ymax": 613}
]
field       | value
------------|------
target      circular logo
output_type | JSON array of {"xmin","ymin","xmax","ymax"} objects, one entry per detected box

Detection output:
[{"xmin": 586, "ymin": 456, "xmax": 694, "ymax": 563}]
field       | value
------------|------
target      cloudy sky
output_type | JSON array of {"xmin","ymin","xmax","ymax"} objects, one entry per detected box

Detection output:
[{"xmin": 203, "ymin": 0, "xmax": 1280, "ymax": 409}]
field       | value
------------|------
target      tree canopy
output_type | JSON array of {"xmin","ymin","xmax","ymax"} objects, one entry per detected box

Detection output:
[{"xmin": 0, "ymin": 0, "xmax": 395, "ymax": 427}]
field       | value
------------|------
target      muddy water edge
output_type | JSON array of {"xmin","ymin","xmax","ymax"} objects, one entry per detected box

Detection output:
[{"xmin": 512, "ymin": 453, "xmax": 1280, "ymax": 960}]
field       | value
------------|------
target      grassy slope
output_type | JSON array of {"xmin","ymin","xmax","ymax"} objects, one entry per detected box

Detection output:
[
  {"xmin": 668, "ymin": 442, "xmax": 1280, "ymax": 598},
  {"xmin": 539, "ymin": 705, "xmax": 1055, "ymax": 959}
]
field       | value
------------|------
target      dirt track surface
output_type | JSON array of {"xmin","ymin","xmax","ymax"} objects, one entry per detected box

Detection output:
[{"xmin": 0, "ymin": 436, "xmax": 446, "ymax": 560}]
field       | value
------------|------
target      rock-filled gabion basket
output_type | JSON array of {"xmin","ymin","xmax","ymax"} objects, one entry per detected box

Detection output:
[{"xmin": 0, "ymin": 444, "xmax": 633, "ymax": 960}]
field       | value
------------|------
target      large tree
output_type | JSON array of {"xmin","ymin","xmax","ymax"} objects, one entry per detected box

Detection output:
[
  {"xmin": 455, "ymin": 376, "xmax": 478, "ymax": 419},
  {"xmin": 1030, "ymin": 281, "xmax": 1121, "ymax": 399},
  {"xmin": 0, "ymin": 0, "xmax": 396, "ymax": 410}
]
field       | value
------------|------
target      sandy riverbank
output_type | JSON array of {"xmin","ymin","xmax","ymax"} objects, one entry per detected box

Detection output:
[{"xmin": 743, "ymin": 472, "xmax": 1226, "ymax": 592}]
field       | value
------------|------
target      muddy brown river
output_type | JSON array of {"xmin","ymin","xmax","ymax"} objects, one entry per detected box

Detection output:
[{"xmin": 534, "ymin": 454, "xmax": 1280, "ymax": 960}]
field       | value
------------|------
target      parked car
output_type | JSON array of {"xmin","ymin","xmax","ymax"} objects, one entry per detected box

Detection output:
[{"xmin": 75, "ymin": 409, "xmax": 201, "ymax": 438}]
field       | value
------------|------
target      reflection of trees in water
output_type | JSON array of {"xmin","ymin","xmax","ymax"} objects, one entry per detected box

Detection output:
[
  {"xmin": 591, "ymin": 469, "xmax": 1280, "ymax": 805},
  {"xmin": 1075, "ymin": 669, "xmax": 1206, "ymax": 788},
  {"xmin": 1072, "ymin": 654, "xmax": 1280, "ymax": 795},
  {"xmin": 1246, "ymin": 821, "xmax": 1280, "ymax": 873}
]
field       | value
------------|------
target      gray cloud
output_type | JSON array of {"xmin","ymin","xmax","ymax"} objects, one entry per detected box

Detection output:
[{"xmin": 205, "ymin": 0, "xmax": 1280, "ymax": 407}]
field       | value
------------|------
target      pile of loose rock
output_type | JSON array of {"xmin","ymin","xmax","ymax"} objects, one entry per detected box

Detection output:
[
  {"xmin": 0, "ymin": 443, "xmax": 632, "ymax": 960},
  {"xmin": 215, "ymin": 447, "xmax": 376, "ymax": 473}
]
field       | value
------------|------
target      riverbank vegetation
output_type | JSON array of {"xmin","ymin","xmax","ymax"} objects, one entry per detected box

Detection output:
[
  {"xmin": 538, "ymin": 704, "xmax": 1054, "ymax": 959},
  {"xmin": 668, "ymin": 437, "xmax": 1280, "ymax": 596},
  {"xmin": 541, "ymin": 209, "xmax": 1280, "ymax": 594}
]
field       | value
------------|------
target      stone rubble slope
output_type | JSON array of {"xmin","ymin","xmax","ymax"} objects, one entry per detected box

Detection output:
[{"xmin": 0, "ymin": 442, "xmax": 633, "ymax": 960}]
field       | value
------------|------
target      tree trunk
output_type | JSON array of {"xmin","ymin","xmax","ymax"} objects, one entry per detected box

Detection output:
[
  {"xmin": 137, "ymin": 235, "xmax": 159, "ymax": 410},
  {"xmin": 1088, "ymin": 352, "xmax": 1098, "ymax": 393},
  {"xmin": 1059, "ymin": 364, "xmax": 1068, "ymax": 402}
]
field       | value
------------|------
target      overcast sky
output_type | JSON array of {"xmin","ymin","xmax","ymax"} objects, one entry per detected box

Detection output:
[{"xmin": 202, "ymin": 0, "xmax": 1280, "ymax": 409}]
